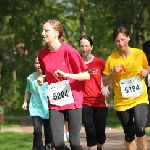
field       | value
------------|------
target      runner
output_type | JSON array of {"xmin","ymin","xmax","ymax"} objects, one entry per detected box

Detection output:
[
  {"xmin": 22, "ymin": 54, "xmax": 53, "ymax": 150},
  {"xmin": 79, "ymin": 35, "xmax": 109, "ymax": 150},
  {"xmin": 37, "ymin": 19, "xmax": 90, "ymax": 150},
  {"xmin": 103, "ymin": 26, "xmax": 149, "ymax": 150}
]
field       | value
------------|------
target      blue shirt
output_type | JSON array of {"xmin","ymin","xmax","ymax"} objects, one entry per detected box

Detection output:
[{"xmin": 26, "ymin": 72, "xmax": 49, "ymax": 119}]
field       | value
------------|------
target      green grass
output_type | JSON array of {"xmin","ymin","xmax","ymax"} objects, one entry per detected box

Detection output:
[
  {"xmin": 107, "ymin": 108, "xmax": 121, "ymax": 129},
  {"xmin": 0, "ymin": 132, "xmax": 32, "ymax": 150},
  {"xmin": 146, "ymin": 128, "xmax": 150, "ymax": 136}
]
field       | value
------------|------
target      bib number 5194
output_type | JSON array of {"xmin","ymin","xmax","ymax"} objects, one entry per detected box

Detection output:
[{"xmin": 120, "ymin": 75, "xmax": 143, "ymax": 98}]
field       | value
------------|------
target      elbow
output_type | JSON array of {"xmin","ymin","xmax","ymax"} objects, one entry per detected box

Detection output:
[
  {"xmin": 103, "ymin": 82, "xmax": 107, "ymax": 87},
  {"xmin": 102, "ymin": 79, "xmax": 107, "ymax": 87}
]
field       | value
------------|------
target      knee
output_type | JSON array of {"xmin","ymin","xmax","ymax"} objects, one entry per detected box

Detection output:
[
  {"xmin": 125, "ymin": 133, "xmax": 135, "ymax": 142},
  {"xmin": 86, "ymin": 128, "xmax": 96, "ymax": 138},
  {"xmin": 97, "ymin": 135, "xmax": 106, "ymax": 144},
  {"xmin": 136, "ymin": 128, "xmax": 146, "ymax": 137},
  {"xmin": 33, "ymin": 129, "xmax": 42, "ymax": 136},
  {"xmin": 34, "ymin": 126, "xmax": 42, "ymax": 134}
]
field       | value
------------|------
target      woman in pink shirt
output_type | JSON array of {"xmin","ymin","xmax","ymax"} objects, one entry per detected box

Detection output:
[{"xmin": 37, "ymin": 19, "xmax": 90, "ymax": 150}]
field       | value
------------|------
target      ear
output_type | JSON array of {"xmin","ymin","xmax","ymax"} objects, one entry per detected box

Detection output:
[
  {"xmin": 55, "ymin": 31, "xmax": 59, "ymax": 38},
  {"xmin": 91, "ymin": 45, "xmax": 93, "ymax": 51},
  {"xmin": 127, "ymin": 36, "xmax": 130, "ymax": 42}
]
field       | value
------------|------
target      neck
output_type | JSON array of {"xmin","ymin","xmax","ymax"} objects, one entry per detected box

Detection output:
[
  {"xmin": 48, "ymin": 40, "xmax": 61, "ymax": 51},
  {"xmin": 119, "ymin": 47, "xmax": 131, "ymax": 58},
  {"xmin": 35, "ymin": 71, "xmax": 42, "ymax": 79},
  {"xmin": 82, "ymin": 54, "xmax": 93, "ymax": 62}
]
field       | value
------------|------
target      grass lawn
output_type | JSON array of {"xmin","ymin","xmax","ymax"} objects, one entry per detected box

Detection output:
[
  {"xmin": 0, "ymin": 110, "xmax": 32, "ymax": 150},
  {"xmin": 0, "ymin": 132, "xmax": 32, "ymax": 150}
]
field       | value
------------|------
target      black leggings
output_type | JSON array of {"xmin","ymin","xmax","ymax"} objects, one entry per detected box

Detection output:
[
  {"xmin": 82, "ymin": 104, "xmax": 108, "ymax": 146},
  {"xmin": 116, "ymin": 103, "xmax": 149, "ymax": 142},
  {"xmin": 49, "ymin": 108, "xmax": 83, "ymax": 150},
  {"xmin": 32, "ymin": 116, "xmax": 53, "ymax": 150}
]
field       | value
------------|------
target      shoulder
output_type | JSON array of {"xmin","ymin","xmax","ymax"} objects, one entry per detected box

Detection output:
[
  {"xmin": 27, "ymin": 73, "xmax": 35, "ymax": 80},
  {"xmin": 38, "ymin": 47, "xmax": 49, "ymax": 57},
  {"xmin": 94, "ymin": 56, "xmax": 105, "ymax": 63},
  {"xmin": 130, "ymin": 47, "xmax": 144, "ymax": 55},
  {"xmin": 106, "ymin": 50, "xmax": 118, "ymax": 61},
  {"xmin": 63, "ymin": 43, "xmax": 79, "ymax": 54}
]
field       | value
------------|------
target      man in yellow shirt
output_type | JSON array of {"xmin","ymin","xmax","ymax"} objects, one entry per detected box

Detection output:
[{"xmin": 103, "ymin": 26, "xmax": 150, "ymax": 150}]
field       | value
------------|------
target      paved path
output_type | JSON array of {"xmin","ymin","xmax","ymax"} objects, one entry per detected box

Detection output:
[{"xmin": 1, "ymin": 116, "xmax": 150, "ymax": 150}]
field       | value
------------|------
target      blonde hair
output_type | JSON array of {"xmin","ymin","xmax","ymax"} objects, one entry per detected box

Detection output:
[
  {"xmin": 59, "ymin": 37, "xmax": 66, "ymax": 43},
  {"xmin": 44, "ymin": 19, "xmax": 64, "ymax": 38}
]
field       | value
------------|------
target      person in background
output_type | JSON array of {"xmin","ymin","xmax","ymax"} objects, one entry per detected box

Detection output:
[
  {"xmin": 79, "ymin": 35, "xmax": 109, "ymax": 150},
  {"xmin": 37, "ymin": 19, "xmax": 90, "ymax": 150},
  {"xmin": 143, "ymin": 40, "xmax": 150, "ymax": 127},
  {"xmin": 22, "ymin": 54, "xmax": 53, "ymax": 150},
  {"xmin": 103, "ymin": 26, "xmax": 150, "ymax": 150}
]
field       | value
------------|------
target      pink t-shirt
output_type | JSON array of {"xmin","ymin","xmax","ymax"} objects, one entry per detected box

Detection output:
[
  {"xmin": 82, "ymin": 56, "xmax": 107, "ymax": 107},
  {"xmin": 38, "ymin": 43, "xmax": 88, "ymax": 110}
]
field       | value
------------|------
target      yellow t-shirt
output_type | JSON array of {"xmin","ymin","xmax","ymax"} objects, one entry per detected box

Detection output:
[{"xmin": 103, "ymin": 48, "xmax": 149, "ymax": 111}]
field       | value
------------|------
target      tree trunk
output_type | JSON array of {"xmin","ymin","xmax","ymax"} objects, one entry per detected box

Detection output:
[{"xmin": 79, "ymin": 6, "xmax": 86, "ymax": 36}]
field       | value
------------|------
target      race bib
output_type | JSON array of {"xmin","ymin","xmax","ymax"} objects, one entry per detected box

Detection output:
[
  {"xmin": 48, "ymin": 80, "xmax": 74, "ymax": 106},
  {"xmin": 147, "ymin": 74, "xmax": 150, "ymax": 87},
  {"xmin": 119, "ymin": 75, "xmax": 143, "ymax": 98}
]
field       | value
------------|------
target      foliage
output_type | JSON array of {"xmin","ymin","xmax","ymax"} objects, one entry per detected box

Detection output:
[
  {"xmin": 107, "ymin": 108, "xmax": 121, "ymax": 128},
  {"xmin": 0, "ymin": 0, "xmax": 150, "ymax": 110}
]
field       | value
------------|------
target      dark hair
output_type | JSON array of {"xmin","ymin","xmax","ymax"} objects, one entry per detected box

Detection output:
[
  {"xmin": 79, "ymin": 35, "xmax": 93, "ymax": 46},
  {"xmin": 33, "ymin": 52, "xmax": 39, "ymax": 63},
  {"xmin": 34, "ymin": 52, "xmax": 38, "ymax": 58},
  {"xmin": 143, "ymin": 40, "xmax": 150, "ymax": 65},
  {"xmin": 113, "ymin": 27, "xmax": 130, "ymax": 41}
]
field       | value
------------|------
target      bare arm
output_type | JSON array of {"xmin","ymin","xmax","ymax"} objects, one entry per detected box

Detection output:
[
  {"xmin": 102, "ymin": 73, "xmax": 114, "ymax": 87},
  {"xmin": 66, "ymin": 71, "xmax": 90, "ymax": 81},
  {"xmin": 54, "ymin": 70, "xmax": 90, "ymax": 81},
  {"xmin": 141, "ymin": 66, "xmax": 150, "ymax": 77},
  {"xmin": 22, "ymin": 90, "xmax": 31, "ymax": 110},
  {"xmin": 103, "ymin": 65, "xmax": 123, "ymax": 86},
  {"xmin": 101, "ymin": 76, "xmax": 110, "ymax": 98}
]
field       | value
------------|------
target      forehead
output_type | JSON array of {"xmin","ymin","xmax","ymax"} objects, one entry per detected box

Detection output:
[
  {"xmin": 80, "ymin": 38, "xmax": 91, "ymax": 45},
  {"xmin": 116, "ymin": 33, "xmax": 128, "ymax": 38},
  {"xmin": 43, "ymin": 22, "xmax": 53, "ymax": 29}
]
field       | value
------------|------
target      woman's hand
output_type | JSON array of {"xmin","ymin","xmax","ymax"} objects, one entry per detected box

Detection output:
[
  {"xmin": 112, "ymin": 65, "xmax": 123, "ymax": 74},
  {"xmin": 101, "ymin": 86, "xmax": 110, "ymax": 98},
  {"xmin": 22, "ymin": 102, "xmax": 27, "ymax": 110},
  {"xmin": 37, "ymin": 76, "xmax": 45, "ymax": 86},
  {"xmin": 141, "ymin": 69, "xmax": 148, "ymax": 77},
  {"xmin": 54, "ymin": 69, "xmax": 68, "ymax": 78}
]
